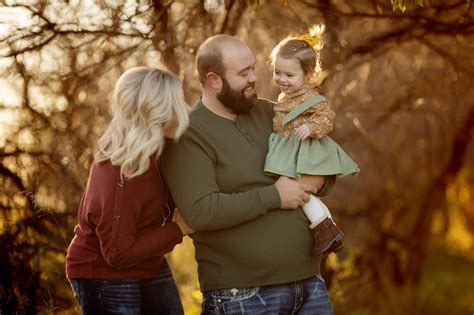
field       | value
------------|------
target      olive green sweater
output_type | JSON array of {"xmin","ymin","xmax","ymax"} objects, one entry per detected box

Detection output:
[{"xmin": 160, "ymin": 99, "xmax": 335, "ymax": 292}]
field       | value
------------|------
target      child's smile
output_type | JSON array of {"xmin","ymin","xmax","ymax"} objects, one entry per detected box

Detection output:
[{"xmin": 273, "ymin": 56, "xmax": 306, "ymax": 94}]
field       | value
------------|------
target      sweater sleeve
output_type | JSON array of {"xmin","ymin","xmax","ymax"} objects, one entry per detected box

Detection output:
[
  {"xmin": 160, "ymin": 132, "xmax": 281, "ymax": 232},
  {"xmin": 305, "ymin": 100, "xmax": 335, "ymax": 139},
  {"xmin": 95, "ymin": 182, "xmax": 183, "ymax": 270},
  {"xmin": 315, "ymin": 175, "xmax": 336, "ymax": 197}
]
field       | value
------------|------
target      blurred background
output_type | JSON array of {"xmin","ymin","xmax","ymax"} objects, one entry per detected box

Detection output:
[{"xmin": 1, "ymin": 0, "xmax": 473, "ymax": 314}]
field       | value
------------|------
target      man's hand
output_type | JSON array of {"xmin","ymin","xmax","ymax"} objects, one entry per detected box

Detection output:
[
  {"xmin": 295, "ymin": 124, "xmax": 311, "ymax": 141},
  {"xmin": 274, "ymin": 176, "xmax": 317, "ymax": 209}
]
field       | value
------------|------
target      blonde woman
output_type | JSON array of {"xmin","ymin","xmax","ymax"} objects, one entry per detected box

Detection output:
[{"xmin": 66, "ymin": 67, "xmax": 193, "ymax": 315}]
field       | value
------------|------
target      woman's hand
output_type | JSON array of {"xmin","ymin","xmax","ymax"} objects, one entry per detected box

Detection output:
[
  {"xmin": 172, "ymin": 208, "xmax": 195, "ymax": 236},
  {"xmin": 295, "ymin": 124, "xmax": 311, "ymax": 141}
]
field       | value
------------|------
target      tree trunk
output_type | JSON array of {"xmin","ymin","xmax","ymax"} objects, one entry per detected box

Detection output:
[{"xmin": 404, "ymin": 106, "xmax": 474, "ymax": 284}]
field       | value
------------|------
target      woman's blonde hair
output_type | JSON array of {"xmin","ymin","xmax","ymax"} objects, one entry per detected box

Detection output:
[{"xmin": 95, "ymin": 67, "xmax": 189, "ymax": 180}]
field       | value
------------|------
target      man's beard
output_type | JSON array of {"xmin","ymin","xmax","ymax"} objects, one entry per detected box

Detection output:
[{"xmin": 217, "ymin": 77, "xmax": 257, "ymax": 114}]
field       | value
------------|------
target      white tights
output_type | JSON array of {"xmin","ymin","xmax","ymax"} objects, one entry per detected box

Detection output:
[{"xmin": 302, "ymin": 195, "xmax": 332, "ymax": 229}]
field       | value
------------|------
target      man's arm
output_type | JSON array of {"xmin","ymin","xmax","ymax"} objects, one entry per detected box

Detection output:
[
  {"xmin": 160, "ymin": 131, "xmax": 315, "ymax": 232},
  {"xmin": 315, "ymin": 175, "xmax": 336, "ymax": 197},
  {"xmin": 160, "ymin": 132, "xmax": 280, "ymax": 231}
]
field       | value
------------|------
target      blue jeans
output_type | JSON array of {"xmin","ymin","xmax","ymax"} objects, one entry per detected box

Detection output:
[
  {"xmin": 69, "ymin": 259, "xmax": 183, "ymax": 315},
  {"xmin": 202, "ymin": 275, "xmax": 333, "ymax": 314}
]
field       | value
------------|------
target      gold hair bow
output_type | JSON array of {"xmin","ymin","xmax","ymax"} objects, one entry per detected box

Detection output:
[
  {"xmin": 297, "ymin": 25, "xmax": 324, "ymax": 50},
  {"xmin": 298, "ymin": 33, "xmax": 320, "ymax": 48}
]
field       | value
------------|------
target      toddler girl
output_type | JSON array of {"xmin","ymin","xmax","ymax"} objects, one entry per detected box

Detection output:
[{"xmin": 264, "ymin": 25, "xmax": 359, "ymax": 256}]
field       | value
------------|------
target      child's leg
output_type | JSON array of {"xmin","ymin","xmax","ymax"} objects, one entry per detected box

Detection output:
[
  {"xmin": 299, "ymin": 175, "xmax": 332, "ymax": 227},
  {"xmin": 302, "ymin": 195, "xmax": 327, "ymax": 228},
  {"xmin": 299, "ymin": 174, "xmax": 325, "ymax": 192},
  {"xmin": 300, "ymin": 175, "xmax": 344, "ymax": 256}
]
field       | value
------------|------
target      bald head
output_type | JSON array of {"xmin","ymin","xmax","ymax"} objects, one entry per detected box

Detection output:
[{"xmin": 196, "ymin": 35, "xmax": 250, "ymax": 85}]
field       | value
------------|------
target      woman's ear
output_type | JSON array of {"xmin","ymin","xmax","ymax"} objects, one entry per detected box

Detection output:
[{"xmin": 206, "ymin": 72, "xmax": 222, "ymax": 91}]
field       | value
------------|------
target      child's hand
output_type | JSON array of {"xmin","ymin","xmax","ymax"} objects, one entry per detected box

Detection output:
[{"xmin": 295, "ymin": 124, "xmax": 311, "ymax": 141}]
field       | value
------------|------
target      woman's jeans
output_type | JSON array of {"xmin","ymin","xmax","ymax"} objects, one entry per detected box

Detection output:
[
  {"xmin": 202, "ymin": 275, "xmax": 333, "ymax": 315},
  {"xmin": 69, "ymin": 259, "xmax": 183, "ymax": 315}
]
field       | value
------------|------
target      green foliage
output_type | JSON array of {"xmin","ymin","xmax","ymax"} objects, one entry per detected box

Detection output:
[
  {"xmin": 331, "ymin": 247, "xmax": 474, "ymax": 315},
  {"xmin": 391, "ymin": 0, "xmax": 424, "ymax": 12}
]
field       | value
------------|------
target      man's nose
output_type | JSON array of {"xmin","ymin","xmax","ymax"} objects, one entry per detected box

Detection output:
[{"xmin": 248, "ymin": 69, "xmax": 257, "ymax": 83}]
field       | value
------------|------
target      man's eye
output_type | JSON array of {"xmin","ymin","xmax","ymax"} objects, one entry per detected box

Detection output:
[{"xmin": 288, "ymin": 74, "xmax": 294, "ymax": 77}]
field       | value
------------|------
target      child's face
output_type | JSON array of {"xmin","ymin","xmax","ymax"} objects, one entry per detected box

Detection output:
[{"xmin": 273, "ymin": 57, "xmax": 306, "ymax": 94}]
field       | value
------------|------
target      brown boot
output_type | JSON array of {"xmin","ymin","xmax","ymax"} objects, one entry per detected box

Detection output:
[
  {"xmin": 322, "ymin": 239, "xmax": 344, "ymax": 256},
  {"xmin": 311, "ymin": 218, "xmax": 344, "ymax": 256}
]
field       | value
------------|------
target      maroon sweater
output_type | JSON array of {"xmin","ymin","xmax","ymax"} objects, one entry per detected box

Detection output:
[{"xmin": 66, "ymin": 160, "xmax": 183, "ymax": 279}]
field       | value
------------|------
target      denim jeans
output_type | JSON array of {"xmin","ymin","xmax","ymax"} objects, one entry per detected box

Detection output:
[
  {"xmin": 69, "ymin": 259, "xmax": 183, "ymax": 315},
  {"xmin": 202, "ymin": 275, "xmax": 333, "ymax": 315}
]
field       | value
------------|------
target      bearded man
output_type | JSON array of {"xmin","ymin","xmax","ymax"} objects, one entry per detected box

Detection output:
[{"xmin": 161, "ymin": 35, "xmax": 336, "ymax": 314}]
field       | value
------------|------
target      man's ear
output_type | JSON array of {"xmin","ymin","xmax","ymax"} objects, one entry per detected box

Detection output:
[{"xmin": 206, "ymin": 72, "xmax": 222, "ymax": 90}]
